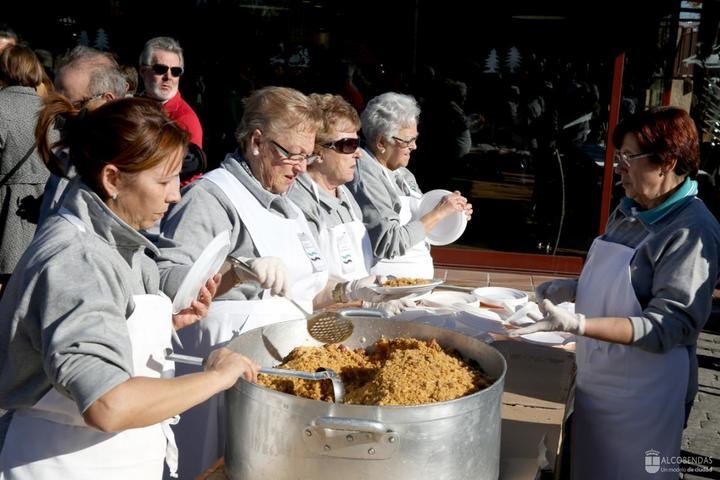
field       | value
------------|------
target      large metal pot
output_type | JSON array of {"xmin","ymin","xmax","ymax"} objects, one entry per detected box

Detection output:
[{"xmin": 225, "ymin": 317, "xmax": 506, "ymax": 480}]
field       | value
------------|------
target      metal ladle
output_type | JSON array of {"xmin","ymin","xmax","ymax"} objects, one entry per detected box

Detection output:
[
  {"xmin": 227, "ymin": 255, "xmax": 384, "ymax": 343},
  {"xmin": 165, "ymin": 348, "xmax": 346, "ymax": 403}
]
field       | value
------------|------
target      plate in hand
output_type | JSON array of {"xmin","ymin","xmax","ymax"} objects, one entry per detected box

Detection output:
[
  {"xmin": 416, "ymin": 189, "xmax": 468, "ymax": 246},
  {"xmin": 520, "ymin": 332, "xmax": 574, "ymax": 346},
  {"xmin": 368, "ymin": 278, "xmax": 444, "ymax": 296},
  {"xmin": 172, "ymin": 230, "xmax": 231, "ymax": 314}
]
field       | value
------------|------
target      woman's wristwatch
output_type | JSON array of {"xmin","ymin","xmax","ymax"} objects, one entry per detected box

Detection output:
[
  {"xmin": 332, "ymin": 282, "xmax": 349, "ymax": 304},
  {"xmin": 227, "ymin": 255, "xmax": 254, "ymax": 282}
]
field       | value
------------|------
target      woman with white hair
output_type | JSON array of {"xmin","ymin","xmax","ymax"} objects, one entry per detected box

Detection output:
[{"xmin": 348, "ymin": 92, "xmax": 473, "ymax": 278}]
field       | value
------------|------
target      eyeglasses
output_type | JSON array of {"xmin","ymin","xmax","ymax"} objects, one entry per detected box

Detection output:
[
  {"xmin": 392, "ymin": 135, "xmax": 418, "ymax": 147},
  {"xmin": 613, "ymin": 151, "xmax": 653, "ymax": 168},
  {"xmin": 319, "ymin": 137, "xmax": 360, "ymax": 154},
  {"xmin": 270, "ymin": 139, "xmax": 319, "ymax": 165},
  {"xmin": 149, "ymin": 64, "xmax": 183, "ymax": 78}
]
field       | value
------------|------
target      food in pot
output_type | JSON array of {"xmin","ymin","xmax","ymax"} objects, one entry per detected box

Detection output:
[
  {"xmin": 382, "ymin": 277, "xmax": 432, "ymax": 287},
  {"xmin": 257, "ymin": 337, "xmax": 494, "ymax": 405}
]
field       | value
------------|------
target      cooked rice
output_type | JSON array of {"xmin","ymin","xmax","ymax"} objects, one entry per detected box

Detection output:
[{"xmin": 257, "ymin": 337, "xmax": 494, "ymax": 406}]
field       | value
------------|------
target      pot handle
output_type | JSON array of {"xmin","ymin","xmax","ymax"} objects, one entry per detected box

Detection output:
[
  {"xmin": 304, "ymin": 416, "xmax": 399, "ymax": 460},
  {"xmin": 311, "ymin": 416, "xmax": 388, "ymax": 434}
]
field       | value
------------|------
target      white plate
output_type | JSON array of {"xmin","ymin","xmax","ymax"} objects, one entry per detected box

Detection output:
[
  {"xmin": 416, "ymin": 189, "xmax": 468, "ymax": 246},
  {"xmin": 520, "ymin": 331, "xmax": 573, "ymax": 346},
  {"xmin": 369, "ymin": 279, "xmax": 444, "ymax": 296},
  {"xmin": 471, "ymin": 287, "xmax": 528, "ymax": 309},
  {"xmin": 172, "ymin": 230, "xmax": 232, "ymax": 314},
  {"xmin": 420, "ymin": 291, "xmax": 479, "ymax": 308}
]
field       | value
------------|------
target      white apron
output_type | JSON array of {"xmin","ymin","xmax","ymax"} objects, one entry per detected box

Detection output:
[
  {"xmin": 0, "ymin": 211, "xmax": 178, "ymax": 480},
  {"xmin": 172, "ymin": 167, "xmax": 328, "ymax": 479},
  {"xmin": 311, "ymin": 181, "xmax": 372, "ymax": 282},
  {"xmin": 370, "ymin": 168, "xmax": 434, "ymax": 278},
  {"xmin": 571, "ymin": 236, "xmax": 687, "ymax": 480}
]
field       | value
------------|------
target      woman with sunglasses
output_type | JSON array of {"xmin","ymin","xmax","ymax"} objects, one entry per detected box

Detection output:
[
  {"xmin": 0, "ymin": 97, "xmax": 259, "ymax": 479},
  {"xmin": 349, "ymin": 92, "xmax": 473, "ymax": 279},
  {"xmin": 512, "ymin": 107, "xmax": 720, "ymax": 480},
  {"xmin": 288, "ymin": 94, "xmax": 415, "ymax": 316},
  {"xmin": 156, "ymin": 86, "xmax": 389, "ymax": 478}
]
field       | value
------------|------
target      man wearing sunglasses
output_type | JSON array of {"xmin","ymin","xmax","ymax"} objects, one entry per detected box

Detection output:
[{"xmin": 139, "ymin": 37, "xmax": 204, "ymax": 184}]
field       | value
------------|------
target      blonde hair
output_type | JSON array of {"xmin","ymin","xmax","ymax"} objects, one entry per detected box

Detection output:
[
  {"xmin": 309, "ymin": 93, "xmax": 361, "ymax": 145},
  {"xmin": 235, "ymin": 86, "xmax": 322, "ymax": 150}
]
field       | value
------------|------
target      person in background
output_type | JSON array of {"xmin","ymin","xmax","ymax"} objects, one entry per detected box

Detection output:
[
  {"xmin": 512, "ymin": 107, "xmax": 720, "ymax": 480},
  {"xmin": 139, "ymin": 37, "xmax": 204, "ymax": 185},
  {"xmin": 120, "ymin": 64, "xmax": 139, "ymax": 96},
  {"xmin": 0, "ymin": 29, "xmax": 17, "ymax": 55},
  {"xmin": 348, "ymin": 92, "xmax": 473, "ymax": 278},
  {"xmin": 0, "ymin": 45, "xmax": 50, "ymax": 293},
  {"xmin": 0, "ymin": 96, "xmax": 257, "ymax": 479},
  {"xmin": 37, "ymin": 46, "xmax": 128, "ymax": 226},
  {"xmin": 156, "ymin": 86, "xmax": 388, "ymax": 478},
  {"xmin": 288, "ymin": 93, "xmax": 415, "ymax": 315}
]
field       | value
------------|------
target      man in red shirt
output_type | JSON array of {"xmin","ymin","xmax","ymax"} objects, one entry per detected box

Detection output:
[{"xmin": 139, "ymin": 37, "xmax": 204, "ymax": 184}]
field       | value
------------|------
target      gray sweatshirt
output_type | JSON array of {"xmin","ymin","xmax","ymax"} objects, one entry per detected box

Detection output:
[
  {"xmin": 605, "ymin": 194, "xmax": 720, "ymax": 403},
  {"xmin": 0, "ymin": 179, "xmax": 160, "ymax": 426},
  {"xmin": 287, "ymin": 173, "xmax": 363, "ymax": 241},
  {"xmin": 346, "ymin": 149, "xmax": 426, "ymax": 261},
  {"xmin": 156, "ymin": 153, "xmax": 298, "ymax": 301}
]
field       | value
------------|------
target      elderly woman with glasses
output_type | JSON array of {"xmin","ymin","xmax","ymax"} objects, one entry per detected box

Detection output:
[
  {"xmin": 348, "ymin": 92, "xmax": 473, "ymax": 278},
  {"xmin": 156, "ymin": 86, "xmax": 387, "ymax": 478},
  {"xmin": 288, "ymin": 93, "xmax": 415, "ymax": 315},
  {"xmin": 512, "ymin": 107, "xmax": 720, "ymax": 480}
]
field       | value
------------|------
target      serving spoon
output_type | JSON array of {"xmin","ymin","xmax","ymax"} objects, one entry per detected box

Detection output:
[
  {"xmin": 164, "ymin": 348, "xmax": 346, "ymax": 403},
  {"xmin": 227, "ymin": 255, "xmax": 383, "ymax": 343}
]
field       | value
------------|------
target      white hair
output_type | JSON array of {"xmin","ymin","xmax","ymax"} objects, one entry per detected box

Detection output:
[
  {"xmin": 360, "ymin": 92, "xmax": 420, "ymax": 146},
  {"xmin": 139, "ymin": 36, "xmax": 184, "ymax": 68}
]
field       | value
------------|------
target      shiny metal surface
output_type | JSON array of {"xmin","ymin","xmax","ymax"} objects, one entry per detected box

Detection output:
[{"xmin": 224, "ymin": 317, "xmax": 506, "ymax": 480}]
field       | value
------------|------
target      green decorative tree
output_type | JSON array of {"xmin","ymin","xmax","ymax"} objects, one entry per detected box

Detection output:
[
  {"xmin": 94, "ymin": 28, "xmax": 110, "ymax": 51},
  {"xmin": 484, "ymin": 49, "xmax": 499, "ymax": 74},
  {"xmin": 506, "ymin": 46, "xmax": 522, "ymax": 73}
]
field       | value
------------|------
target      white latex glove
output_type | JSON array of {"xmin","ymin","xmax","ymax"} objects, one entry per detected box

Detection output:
[
  {"xmin": 238, "ymin": 257, "xmax": 290, "ymax": 297},
  {"xmin": 344, "ymin": 275, "xmax": 386, "ymax": 302},
  {"xmin": 362, "ymin": 298, "xmax": 417, "ymax": 317},
  {"xmin": 509, "ymin": 299, "xmax": 586, "ymax": 336},
  {"xmin": 535, "ymin": 279, "xmax": 577, "ymax": 304}
]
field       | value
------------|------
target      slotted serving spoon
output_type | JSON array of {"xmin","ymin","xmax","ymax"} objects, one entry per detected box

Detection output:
[
  {"xmin": 227, "ymin": 255, "xmax": 384, "ymax": 343},
  {"xmin": 164, "ymin": 348, "xmax": 346, "ymax": 403}
]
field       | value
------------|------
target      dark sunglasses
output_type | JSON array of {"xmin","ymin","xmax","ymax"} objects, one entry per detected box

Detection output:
[
  {"xmin": 150, "ymin": 64, "xmax": 183, "ymax": 77},
  {"xmin": 319, "ymin": 137, "xmax": 360, "ymax": 154}
]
